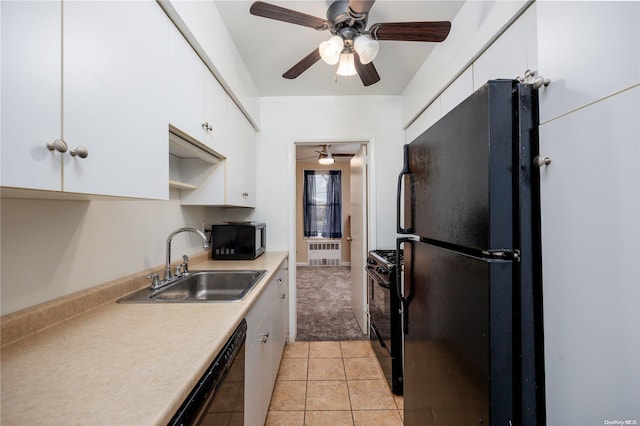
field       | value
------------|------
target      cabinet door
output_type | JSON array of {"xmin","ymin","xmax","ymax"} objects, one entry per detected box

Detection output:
[
  {"xmin": 472, "ymin": 4, "xmax": 537, "ymax": 90},
  {"xmin": 1, "ymin": 1, "xmax": 62, "ymax": 191},
  {"xmin": 539, "ymin": 87, "xmax": 639, "ymax": 425},
  {"xmin": 244, "ymin": 336, "xmax": 265, "ymax": 426},
  {"xmin": 63, "ymin": 1, "xmax": 168, "ymax": 198},
  {"xmin": 168, "ymin": 23, "xmax": 205, "ymax": 143},
  {"xmin": 537, "ymin": 2, "xmax": 640, "ymax": 123},
  {"xmin": 224, "ymin": 100, "xmax": 256, "ymax": 207},
  {"xmin": 203, "ymin": 72, "xmax": 227, "ymax": 152}
]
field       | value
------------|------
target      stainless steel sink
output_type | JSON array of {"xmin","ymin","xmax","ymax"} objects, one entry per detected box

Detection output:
[{"xmin": 118, "ymin": 270, "xmax": 266, "ymax": 303}]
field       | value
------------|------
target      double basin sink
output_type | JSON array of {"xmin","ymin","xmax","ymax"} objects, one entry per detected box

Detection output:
[{"xmin": 118, "ymin": 270, "xmax": 266, "ymax": 303}]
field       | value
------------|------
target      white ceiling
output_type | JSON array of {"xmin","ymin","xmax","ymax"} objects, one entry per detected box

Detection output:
[{"xmin": 214, "ymin": 1, "xmax": 465, "ymax": 97}]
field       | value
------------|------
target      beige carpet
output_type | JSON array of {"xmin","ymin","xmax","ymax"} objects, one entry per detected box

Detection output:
[{"xmin": 296, "ymin": 266, "xmax": 367, "ymax": 341}]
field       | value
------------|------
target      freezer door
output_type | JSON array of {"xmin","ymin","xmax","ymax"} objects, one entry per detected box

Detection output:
[
  {"xmin": 404, "ymin": 80, "xmax": 527, "ymax": 251},
  {"xmin": 402, "ymin": 239, "xmax": 513, "ymax": 426}
]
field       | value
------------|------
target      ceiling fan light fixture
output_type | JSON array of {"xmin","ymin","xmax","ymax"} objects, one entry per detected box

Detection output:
[
  {"xmin": 319, "ymin": 35, "xmax": 343, "ymax": 65},
  {"xmin": 336, "ymin": 53, "xmax": 357, "ymax": 76},
  {"xmin": 353, "ymin": 35, "xmax": 379, "ymax": 64},
  {"xmin": 318, "ymin": 155, "xmax": 335, "ymax": 165}
]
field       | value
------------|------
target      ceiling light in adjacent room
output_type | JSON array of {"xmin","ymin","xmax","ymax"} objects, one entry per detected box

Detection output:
[{"xmin": 318, "ymin": 145, "xmax": 335, "ymax": 164}]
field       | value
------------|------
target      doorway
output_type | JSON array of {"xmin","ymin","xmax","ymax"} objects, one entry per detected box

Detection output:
[{"xmin": 291, "ymin": 141, "xmax": 370, "ymax": 342}]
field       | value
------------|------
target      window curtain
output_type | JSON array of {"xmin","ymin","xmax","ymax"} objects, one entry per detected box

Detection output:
[
  {"xmin": 303, "ymin": 170, "xmax": 342, "ymax": 238},
  {"xmin": 303, "ymin": 170, "xmax": 317, "ymax": 237},
  {"xmin": 323, "ymin": 170, "xmax": 342, "ymax": 238}
]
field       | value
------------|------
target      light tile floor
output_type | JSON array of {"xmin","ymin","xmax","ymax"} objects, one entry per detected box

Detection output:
[{"xmin": 266, "ymin": 341, "xmax": 404, "ymax": 426}]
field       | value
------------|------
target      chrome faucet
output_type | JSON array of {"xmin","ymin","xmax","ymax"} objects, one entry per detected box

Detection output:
[{"xmin": 160, "ymin": 227, "xmax": 209, "ymax": 287}]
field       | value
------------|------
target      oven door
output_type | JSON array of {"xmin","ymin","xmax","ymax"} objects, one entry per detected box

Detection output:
[
  {"xmin": 367, "ymin": 268, "xmax": 393, "ymax": 354},
  {"xmin": 367, "ymin": 268, "xmax": 395, "ymax": 388}
]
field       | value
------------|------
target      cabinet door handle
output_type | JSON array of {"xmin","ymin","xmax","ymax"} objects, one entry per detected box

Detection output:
[
  {"xmin": 259, "ymin": 332, "xmax": 270, "ymax": 343},
  {"xmin": 242, "ymin": 192, "xmax": 249, "ymax": 197},
  {"xmin": 70, "ymin": 146, "xmax": 89, "ymax": 158},
  {"xmin": 280, "ymin": 293, "xmax": 286, "ymax": 300},
  {"xmin": 202, "ymin": 122, "xmax": 213, "ymax": 132},
  {"xmin": 534, "ymin": 156, "xmax": 551, "ymax": 167},
  {"xmin": 46, "ymin": 139, "xmax": 68, "ymax": 153}
]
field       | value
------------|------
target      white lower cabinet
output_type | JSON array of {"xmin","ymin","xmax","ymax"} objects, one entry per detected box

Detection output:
[{"xmin": 245, "ymin": 259, "xmax": 289, "ymax": 426}]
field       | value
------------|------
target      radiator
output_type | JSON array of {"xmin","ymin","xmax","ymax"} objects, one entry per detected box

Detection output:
[{"xmin": 307, "ymin": 241, "xmax": 341, "ymax": 266}]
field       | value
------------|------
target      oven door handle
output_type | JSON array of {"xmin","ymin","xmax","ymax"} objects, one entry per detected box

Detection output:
[{"xmin": 366, "ymin": 266, "xmax": 392, "ymax": 289}]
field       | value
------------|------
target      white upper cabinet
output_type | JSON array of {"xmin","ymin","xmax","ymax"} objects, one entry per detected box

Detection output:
[
  {"xmin": 168, "ymin": 24, "xmax": 205, "ymax": 143},
  {"xmin": 1, "ymin": 1, "xmax": 169, "ymax": 199},
  {"xmin": 204, "ymin": 71, "xmax": 227, "ymax": 153},
  {"xmin": 224, "ymin": 100, "xmax": 256, "ymax": 207},
  {"xmin": 63, "ymin": 1, "xmax": 168, "ymax": 199},
  {"xmin": 168, "ymin": 24, "xmax": 227, "ymax": 153},
  {"xmin": 179, "ymin": 98, "xmax": 256, "ymax": 208},
  {"xmin": 1, "ymin": 1, "xmax": 62, "ymax": 191},
  {"xmin": 473, "ymin": 4, "xmax": 538, "ymax": 89},
  {"xmin": 536, "ymin": 2, "xmax": 640, "ymax": 123}
]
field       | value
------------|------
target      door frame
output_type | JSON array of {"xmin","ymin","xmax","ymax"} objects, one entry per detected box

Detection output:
[{"xmin": 287, "ymin": 137, "xmax": 378, "ymax": 341}]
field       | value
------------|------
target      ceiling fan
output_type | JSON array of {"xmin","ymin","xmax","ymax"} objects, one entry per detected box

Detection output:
[
  {"xmin": 249, "ymin": 0, "xmax": 451, "ymax": 86},
  {"xmin": 299, "ymin": 145, "xmax": 354, "ymax": 164}
]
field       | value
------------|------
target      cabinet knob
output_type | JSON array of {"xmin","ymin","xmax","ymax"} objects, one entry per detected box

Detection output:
[
  {"xmin": 202, "ymin": 122, "xmax": 213, "ymax": 132},
  {"xmin": 46, "ymin": 139, "xmax": 68, "ymax": 153},
  {"xmin": 280, "ymin": 293, "xmax": 286, "ymax": 300},
  {"xmin": 70, "ymin": 146, "xmax": 89, "ymax": 158},
  {"xmin": 242, "ymin": 192, "xmax": 249, "ymax": 197},
  {"xmin": 259, "ymin": 332, "xmax": 270, "ymax": 343},
  {"xmin": 534, "ymin": 156, "xmax": 551, "ymax": 168}
]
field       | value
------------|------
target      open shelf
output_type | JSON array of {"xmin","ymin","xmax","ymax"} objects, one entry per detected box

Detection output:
[{"xmin": 168, "ymin": 126, "xmax": 223, "ymax": 190}]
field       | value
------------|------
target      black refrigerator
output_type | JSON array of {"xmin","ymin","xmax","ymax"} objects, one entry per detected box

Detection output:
[{"xmin": 396, "ymin": 80, "xmax": 545, "ymax": 425}]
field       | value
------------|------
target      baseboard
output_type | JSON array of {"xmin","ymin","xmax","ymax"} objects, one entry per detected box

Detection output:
[{"xmin": 295, "ymin": 262, "xmax": 351, "ymax": 267}]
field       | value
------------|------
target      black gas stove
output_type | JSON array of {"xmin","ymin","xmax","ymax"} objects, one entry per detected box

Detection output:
[
  {"xmin": 366, "ymin": 249, "xmax": 403, "ymax": 395},
  {"xmin": 367, "ymin": 249, "xmax": 403, "ymax": 286},
  {"xmin": 369, "ymin": 249, "xmax": 403, "ymax": 269}
]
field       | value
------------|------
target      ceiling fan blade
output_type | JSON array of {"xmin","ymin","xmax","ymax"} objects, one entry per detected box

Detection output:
[
  {"xmin": 354, "ymin": 53, "xmax": 380, "ymax": 87},
  {"xmin": 348, "ymin": 0, "xmax": 375, "ymax": 15},
  {"xmin": 369, "ymin": 21, "xmax": 451, "ymax": 42},
  {"xmin": 283, "ymin": 48, "xmax": 322, "ymax": 79},
  {"xmin": 250, "ymin": 1, "xmax": 328, "ymax": 30}
]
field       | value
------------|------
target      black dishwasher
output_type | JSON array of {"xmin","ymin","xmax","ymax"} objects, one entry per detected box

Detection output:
[{"xmin": 169, "ymin": 319, "xmax": 246, "ymax": 426}]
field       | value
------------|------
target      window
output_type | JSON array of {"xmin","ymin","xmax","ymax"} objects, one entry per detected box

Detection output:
[{"xmin": 303, "ymin": 170, "xmax": 342, "ymax": 238}]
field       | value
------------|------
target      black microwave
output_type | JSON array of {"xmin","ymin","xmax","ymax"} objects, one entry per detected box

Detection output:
[{"xmin": 211, "ymin": 222, "xmax": 266, "ymax": 260}]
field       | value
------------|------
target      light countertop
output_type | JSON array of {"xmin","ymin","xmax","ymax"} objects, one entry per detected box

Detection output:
[{"xmin": 0, "ymin": 252, "xmax": 288, "ymax": 425}]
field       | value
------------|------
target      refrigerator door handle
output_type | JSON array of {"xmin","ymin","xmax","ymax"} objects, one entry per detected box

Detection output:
[
  {"xmin": 397, "ymin": 144, "xmax": 414, "ymax": 234},
  {"xmin": 396, "ymin": 237, "xmax": 415, "ymax": 334}
]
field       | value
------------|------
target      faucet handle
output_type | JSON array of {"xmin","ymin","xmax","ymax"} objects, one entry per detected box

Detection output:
[
  {"xmin": 146, "ymin": 273, "xmax": 160, "ymax": 289},
  {"xmin": 181, "ymin": 254, "xmax": 190, "ymax": 276}
]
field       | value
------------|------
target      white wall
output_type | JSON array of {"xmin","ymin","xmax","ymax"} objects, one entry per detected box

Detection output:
[
  {"xmin": 255, "ymin": 96, "xmax": 403, "ymax": 253},
  {"xmin": 0, "ymin": 191, "xmax": 224, "ymax": 314}
]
